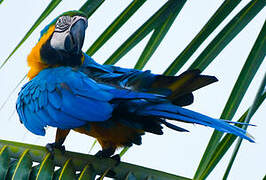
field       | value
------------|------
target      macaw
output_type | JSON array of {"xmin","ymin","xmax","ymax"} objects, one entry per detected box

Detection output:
[{"xmin": 16, "ymin": 11, "xmax": 254, "ymax": 160}]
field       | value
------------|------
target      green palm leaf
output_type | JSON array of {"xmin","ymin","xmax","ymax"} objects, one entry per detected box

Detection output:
[
  {"xmin": 188, "ymin": 0, "xmax": 264, "ymax": 71},
  {"xmin": 164, "ymin": 0, "xmax": 242, "ymax": 75},
  {"xmin": 134, "ymin": 5, "xmax": 181, "ymax": 70},
  {"xmin": 104, "ymin": 0, "xmax": 186, "ymax": 65},
  {"xmin": 194, "ymin": 11, "xmax": 265, "ymax": 179},
  {"xmin": 79, "ymin": 0, "xmax": 105, "ymax": 18},
  {"xmin": 86, "ymin": 0, "xmax": 147, "ymax": 56},
  {"xmin": 199, "ymin": 91, "xmax": 265, "ymax": 179},
  {"xmin": 12, "ymin": 149, "xmax": 32, "ymax": 179},
  {"xmin": 0, "ymin": 145, "xmax": 9, "ymax": 178},
  {"xmin": 223, "ymin": 75, "xmax": 266, "ymax": 179},
  {"xmin": 0, "ymin": 139, "xmax": 190, "ymax": 179},
  {"xmin": 35, "ymin": 153, "xmax": 54, "ymax": 180}
]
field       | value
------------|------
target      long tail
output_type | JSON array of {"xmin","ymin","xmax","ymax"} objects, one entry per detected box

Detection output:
[
  {"xmin": 152, "ymin": 70, "xmax": 218, "ymax": 106},
  {"xmin": 136, "ymin": 103, "xmax": 255, "ymax": 142},
  {"xmin": 126, "ymin": 69, "xmax": 218, "ymax": 106}
]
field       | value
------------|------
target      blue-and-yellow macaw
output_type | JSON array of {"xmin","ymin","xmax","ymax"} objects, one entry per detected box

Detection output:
[{"xmin": 16, "ymin": 11, "xmax": 254, "ymax": 159}]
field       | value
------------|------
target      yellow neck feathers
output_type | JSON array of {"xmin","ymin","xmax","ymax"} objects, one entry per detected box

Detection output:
[
  {"xmin": 27, "ymin": 25, "xmax": 85, "ymax": 80},
  {"xmin": 27, "ymin": 25, "xmax": 55, "ymax": 80}
]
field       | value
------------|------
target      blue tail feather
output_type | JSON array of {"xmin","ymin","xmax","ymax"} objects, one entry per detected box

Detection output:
[{"xmin": 137, "ymin": 103, "xmax": 254, "ymax": 142}]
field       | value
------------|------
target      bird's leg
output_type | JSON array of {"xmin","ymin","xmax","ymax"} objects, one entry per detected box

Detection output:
[{"xmin": 46, "ymin": 128, "xmax": 70, "ymax": 155}]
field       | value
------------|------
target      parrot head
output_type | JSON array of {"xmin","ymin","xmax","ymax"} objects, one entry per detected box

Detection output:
[{"xmin": 27, "ymin": 11, "xmax": 88, "ymax": 79}]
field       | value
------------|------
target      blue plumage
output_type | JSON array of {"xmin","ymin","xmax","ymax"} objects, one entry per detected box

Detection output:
[
  {"xmin": 17, "ymin": 67, "xmax": 115, "ymax": 134},
  {"xmin": 136, "ymin": 103, "xmax": 251, "ymax": 141},
  {"xmin": 17, "ymin": 61, "xmax": 254, "ymax": 142}
]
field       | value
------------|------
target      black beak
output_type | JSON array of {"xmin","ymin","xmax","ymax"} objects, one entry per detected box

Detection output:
[{"xmin": 65, "ymin": 19, "xmax": 86, "ymax": 54}]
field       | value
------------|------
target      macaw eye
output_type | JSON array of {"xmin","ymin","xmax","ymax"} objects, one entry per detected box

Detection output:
[{"xmin": 55, "ymin": 16, "xmax": 71, "ymax": 32}]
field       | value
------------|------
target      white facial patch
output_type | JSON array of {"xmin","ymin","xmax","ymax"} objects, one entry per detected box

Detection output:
[
  {"xmin": 50, "ymin": 15, "xmax": 88, "ymax": 51},
  {"xmin": 50, "ymin": 31, "xmax": 69, "ymax": 50}
]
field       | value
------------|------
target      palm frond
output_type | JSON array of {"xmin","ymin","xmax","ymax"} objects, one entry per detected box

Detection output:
[{"xmin": 0, "ymin": 140, "xmax": 190, "ymax": 180}]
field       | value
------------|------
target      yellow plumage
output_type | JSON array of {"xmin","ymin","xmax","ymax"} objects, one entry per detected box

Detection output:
[{"xmin": 27, "ymin": 25, "xmax": 55, "ymax": 80}]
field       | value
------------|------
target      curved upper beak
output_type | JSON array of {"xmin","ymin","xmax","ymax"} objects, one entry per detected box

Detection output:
[{"xmin": 65, "ymin": 19, "xmax": 87, "ymax": 54}]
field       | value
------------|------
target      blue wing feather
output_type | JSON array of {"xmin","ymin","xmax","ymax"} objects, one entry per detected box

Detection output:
[
  {"xmin": 60, "ymin": 88, "xmax": 112, "ymax": 121},
  {"xmin": 46, "ymin": 81, "xmax": 56, "ymax": 92},
  {"xmin": 48, "ymin": 90, "xmax": 62, "ymax": 109},
  {"xmin": 38, "ymin": 90, "xmax": 48, "ymax": 108},
  {"xmin": 71, "ymin": 78, "xmax": 113, "ymax": 101},
  {"xmin": 46, "ymin": 104, "xmax": 85, "ymax": 129},
  {"xmin": 35, "ymin": 109, "xmax": 61, "ymax": 127},
  {"xmin": 32, "ymin": 88, "xmax": 40, "ymax": 100},
  {"xmin": 23, "ymin": 106, "xmax": 46, "ymax": 135},
  {"xmin": 16, "ymin": 67, "xmax": 116, "ymax": 135}
]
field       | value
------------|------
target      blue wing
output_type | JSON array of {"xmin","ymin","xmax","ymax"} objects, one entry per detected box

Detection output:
[
  {"xmin": 16, "ymin": 66, "xmax": 161, "ymax": 136},
  {"xmin": 16, "ymin": 67, "xmax": 114, "ymax": 135},
  {"xmin": 79, "ymin": 54, "xmax": 218, "ymax": 107}
]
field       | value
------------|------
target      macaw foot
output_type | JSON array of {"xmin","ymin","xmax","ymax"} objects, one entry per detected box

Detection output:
[
  {"xmin": 95, "ymin": 148, "xmax": 120, "ymax": 165},
  {"xmin": 95, "ymin": 148, "xmax": 115, "ymax": 158},
  {"xmin": 45, "ymin": 142, "xmax": 66, "ymax": 156}
]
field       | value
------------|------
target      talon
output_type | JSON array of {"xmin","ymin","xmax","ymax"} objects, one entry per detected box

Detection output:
[
  {"xmin": 45, "ymin": 142, "xmax": 66, "ymax": 156},
  {"xmin": 95, "ymin": 148, "xmax": 115, "ymax": 159}
]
